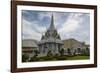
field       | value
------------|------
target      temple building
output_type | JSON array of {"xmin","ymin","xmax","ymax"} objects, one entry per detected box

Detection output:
[
  {"xmin": 22, "ymin": 15, "xmax": 90, "ymax": 58},
  {"xmin": 38, "ymin": 15, "xmax": 63, "ymax": 56}
]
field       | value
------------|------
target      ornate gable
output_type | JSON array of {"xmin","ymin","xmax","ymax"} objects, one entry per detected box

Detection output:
[{"xmin": 41, "ymin": 15, "xmax": 61, "ymax": 40}]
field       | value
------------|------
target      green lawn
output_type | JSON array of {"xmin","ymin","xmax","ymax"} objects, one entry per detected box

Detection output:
[
  {"xmin": 28, "ymin": 55, "xmax": 90, "ymax": 62},
  {"xmin": 67, "ymin": 55, "xmax": 90, "ymax": 60}
]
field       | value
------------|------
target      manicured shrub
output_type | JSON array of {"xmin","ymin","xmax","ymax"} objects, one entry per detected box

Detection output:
[
  {"xmin": 29, "ymin": 57, "xmax": 40, "ymax": 62},
  {"xmin": 47, "ymin": 50, "xmax": 53, "ymax": 57},
  {"xmin": 22, "ymin": 54, "xmax": 29, "ymax": 62},
  {"xmin": 33, "ymin": 50, "xmax": 39, "ymax": 57},
  {"xmin": 67, "ymin": 48, "xmax": 71, "ymax": 55},
  {"xmin": 84, "ymin": 47, "xmax": 90, "ymax": 56},
  {"xmin": 59, "ymin": 48, "xmax": 64, "ymax": 56}
]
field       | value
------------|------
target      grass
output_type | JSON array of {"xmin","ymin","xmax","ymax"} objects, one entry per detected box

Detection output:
[
  {"xmin": 28, "ymin": 55, "xmax": 90, "ymax": 62},
  {"xmin": 67, "ymin": 55, "xmax": 90, "ymax": 60}
]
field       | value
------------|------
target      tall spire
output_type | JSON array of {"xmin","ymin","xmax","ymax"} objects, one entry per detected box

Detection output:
[{"xmin": 49, "ymin": 14, "xmax": 55, "ymax": 30}]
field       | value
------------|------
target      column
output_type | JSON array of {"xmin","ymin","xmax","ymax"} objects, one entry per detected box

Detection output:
[
  {"xmin": 42, "ymin": 45, "xmax": 44, "ymax": 54},
  {"xmin": 56, "ymin": 44, "xmax": 58, "ymax": 53}
]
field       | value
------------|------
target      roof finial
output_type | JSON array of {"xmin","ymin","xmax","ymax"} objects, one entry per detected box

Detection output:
[{"xmin": 49, "ymin": 13, "xmax": 55, "ymax": 30}]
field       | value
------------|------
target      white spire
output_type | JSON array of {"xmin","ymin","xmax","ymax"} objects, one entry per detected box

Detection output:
[{"xmin": 49, "ymin": 14, "xmax": 55, "ymax": 30}]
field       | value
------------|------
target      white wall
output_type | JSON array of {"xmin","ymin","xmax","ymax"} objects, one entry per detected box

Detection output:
[{"xmin": 0, "ymin": 0, "xmax": 99, "ymax": 73}]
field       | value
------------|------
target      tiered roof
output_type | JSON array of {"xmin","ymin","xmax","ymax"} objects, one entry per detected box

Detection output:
[{"xmin": 39, "ymin": 15, "xmax": 63, "ymax": 44}]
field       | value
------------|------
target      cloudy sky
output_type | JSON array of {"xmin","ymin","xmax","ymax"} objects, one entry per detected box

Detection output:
[{"xmin": 22, "ymin": 10, "xmax": 90, "ymax": 44}]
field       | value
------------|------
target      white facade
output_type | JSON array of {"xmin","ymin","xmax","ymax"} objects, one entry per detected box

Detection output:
[{"xmin": 38, "ymin": 15, "xmax": 63, "ymax": 56}]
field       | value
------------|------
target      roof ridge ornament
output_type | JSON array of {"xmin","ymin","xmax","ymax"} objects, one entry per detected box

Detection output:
[{"xmin": 49, "ymin": 14, "xmax": 55, "ymax": 30}]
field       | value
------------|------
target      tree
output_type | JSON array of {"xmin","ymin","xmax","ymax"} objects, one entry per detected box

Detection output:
[
  {"xmin": 77, "ymin": 48, "xmax": 81, "ymax": 54},
  {"xmin": 85, "ymin": 47, "xmax": 90, "ymax": 56},
  {"xmin": 59, "ymin": 48, "xmax": 64, "ymax": 56},
  {"xmin": 67, "ymin": 48, "xmax": 71, "ymax": 55},
  {"xmin": 47, "ymin": 50, "xmax": 52, "ymax": 57},
  {"xmin": 22, "ymin": 54, "xmax": 29, "ymax": 62},
  {"xmin": 34, "ymin": 50, "xmax": 39, "ymax": 57}
]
